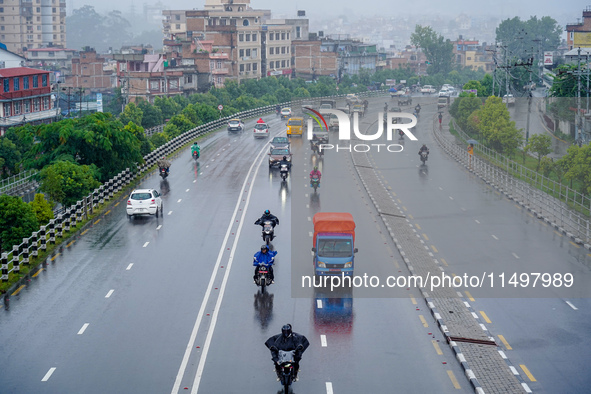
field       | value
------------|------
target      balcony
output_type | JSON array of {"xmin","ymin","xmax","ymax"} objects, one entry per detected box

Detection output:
[
  {"xmin": 209, "ymin": 52, "xmax": 229, "ymax": 60},
  {"xmin": 212, "ymin": 67, "xmax": 229, "ymax": 74}
]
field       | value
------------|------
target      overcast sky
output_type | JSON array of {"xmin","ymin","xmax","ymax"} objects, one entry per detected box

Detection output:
[{"xmin": 76, "ymin": 0, "xmax": 588, "ymax": 21}]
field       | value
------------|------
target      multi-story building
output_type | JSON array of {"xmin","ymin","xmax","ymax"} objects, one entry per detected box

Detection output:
[
  {"xmin": 566, "ymin": 7, "xmax": 591, "ymax": 50},
  {"xmin": 0, "ymin": 0, "xmax": 67, "ymax": 55},
  {"xmin": 292, "ymin": 40, "xmax": 337, "ymax": 80},
  {"xmin": 0, "ymin": 43, "xmax": 26, "ymax": 68},
  {"xmin": 25, "ymin": 47, "xmax": 76, "ymax": 74},
  {"xmin": 0, "ymin": 67, "xmax": 55, "ymax": 135},
  {"xmin": 453, "ymin": 38, "xmax": 494, "ymax": 72},
  {"xmin": 63, "ymin": 48, "xmax": 112, "ymax": 91}
]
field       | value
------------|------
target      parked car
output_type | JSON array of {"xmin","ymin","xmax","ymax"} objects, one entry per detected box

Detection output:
[
  {"xmin": 270, "ymin": 136, "xmax": 290, "ymax": 150},
  {"xmin": 126, "ymin": 189, "xmax": 162, "ymax": 218},
  {"xmin": 502, "ymin": 94, "xmax": 515, "ymax": 106},
  {"xmin": 280, "ymin": 107, "xmax": 292, "ymax": 119},
  {"xmin": 268, "ymin": 148, "xmax": 292, "ymax": 167},
  {"xmin": 253, "ymin": 122, "xmax": 270, "ymax": 138},
  {"xmin": 227, "ymin": 118, "xmax": 244, "ymax": 132}
]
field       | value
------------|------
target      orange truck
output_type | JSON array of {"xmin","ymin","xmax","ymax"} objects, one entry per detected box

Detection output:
[{"xmin": 312, "ymin": 213, "xmax": 357, "ymax": 276}]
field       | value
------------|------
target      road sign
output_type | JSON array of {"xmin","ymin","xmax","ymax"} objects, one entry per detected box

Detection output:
[
  {"xmin": 544, "ymin": 52, "xmax": 553, "ymax": 66},
  {"xmin": 218, "ymin": 104, "xmax": 223, "ymax": 110}
]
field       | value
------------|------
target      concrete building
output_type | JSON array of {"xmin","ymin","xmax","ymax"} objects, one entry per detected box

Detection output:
[
  {"xmin": 0, "ymin": 0, "xmax": 67, "ymax": 55},
  {"xmin": 0, "ymin": 44, "xmax": 26, "ymax": 68},
  {"xmin": 292, "ymin": 40, "xmax": 337, "ymax": 80},
  {"xmin": 566, "ymin": 7, "xmax": 591, "ymax": 50},
  {"xmin": 63, "ymin": 48, "xmax": 112, "ymax": 91},
  {"xmin": 24, "ymin": 47, "xmax": 75, "ymax": 74},
  {"xmin": 453, "ymin": 38, "xmax": 494, "ymax": 72},
  {"xmin": 0, "ymin": 67, "xmax": 55, "ymax": 134}
]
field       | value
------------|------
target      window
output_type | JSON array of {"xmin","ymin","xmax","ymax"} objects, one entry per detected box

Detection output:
[
  {"xmin": 3, "ymin": 78, "xmax": 8, "ymax": 92},
  {"xmin": 246, "ymin": 49, "xmax": 251, "ymax": 56},
  {"xmin": 13, "ymin": 77, "xmax": 19, "ymax": 91},
  {"xmin": 0, "ymin": 8, "xmax": 3, "ymax": 12},
  {"xmin": 282, "ymin": 60, "xmax": 286, "ymax": 67},
  {"xmin": 186, "ymin": 75, "xmax": 192, "ymax": 84},
  {"xmin": 270, "ymin": 61, "xmax": 274, "ymax": 68},
  {"xmin": 41, "ymin": 74, "xmax": 47, "ymax": 86},
  {"xmin": 275, "ymin": 33, "xmax": 280, "ymax": 40},
  {"xmin": 0, "ymin": 26, "xmax": 4, "ymax": 31},
  {"xmin": 246, "ymin": 34, "xmax": 250, "ymax": 41},
  {"xmin": 242, "ymin": 19, "xmax": 249, "ymax": 26},
  {"xmin": 287, "ymin": 32, "xmax": 290, "ymax": 40},
  {"xmin": 281, "ymin": 46, "xmax": 285, "ymax": 54},
  {"xmin": 217, "ymin": 76, "xmax": 222, "ymax": 84},
  {"xmin": 269, "ymin": 47, "xmax": 274, "ymax": 55},
  {"xmin": 287, "ymin": 60, "xmax": 290, "ymax": 67},
  {"xmin": 296, "ymin": 26, "xmax": 301, "ymax": 38},
  {"xmin": 3, "ymin": 102, "xmax": 11, "ymax": 116},
  {"xmin": 269, "ymin": 33, "xmax": 273, "ymax": 41},
  {"xmin": 239, "ymin": 33, "xmax": 244, "ymax": 41},
  {"xmin": 24, "ymin": 100, "xmax": 30, "ymax": 113},
  {"xmin": 239, "ymin": 49, "xmax": 244, "ymax": 57},
  {"xmin": 43, "ymin": 97, "xmax": 49, "ymax": 110},
  {"xmin": 252, "ymin": 49, "xmax": 257, "ymax": 58},
  {"xmin": 281, "ymin": 32, "xmax": 285, "ymax": 40},
  {"xmin": 14, "ymin": 101, "xmax": 20, "ymax": 115},
  {"xmin": 253, "ymin": 63, "xmax": 257, "ymax": 71},
  {"xmin": 175, "ymin": 24, "xmax": 180, "ymax": 29},
  {"xmin": 287, "ymin": 47, "xmax": 289, "ymax": 54},
  {"xmin": 23, "ymin": 76, "xmax": 29, "ymax": 89},
  {"xmin": 169, "ymin": 79, "xmax": 178, "ymax": 89},
  {"xmin": 246, "ymin": 63, "xmax": 251, "ymax": 71},
  {"xmin": 239, "ymin": 64, "xmax": 244, "ymax": 72},
  {"xmin": 175, "ymin": 14, "xmax": 180, "ymax": 20},
  {"xmin": 33, "ymin": 98, "xmax": 40, "ymax": 111},
  {"xmin": 252, "ymin": 33, "xmax": 257, "ymax": 42},
  {"xmin": 150, "ymin": 80, "xmax": 159, "ymax": 90}
]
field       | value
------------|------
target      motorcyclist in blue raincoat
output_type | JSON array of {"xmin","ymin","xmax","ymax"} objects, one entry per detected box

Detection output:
[{"xmin": 253, "ymin": 245, "xmax": 277, "ymax": 282}]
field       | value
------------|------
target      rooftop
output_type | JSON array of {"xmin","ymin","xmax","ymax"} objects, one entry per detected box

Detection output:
[{"xmin": 0, "ymin": 67, "xmax": 50, "ymax": 77}]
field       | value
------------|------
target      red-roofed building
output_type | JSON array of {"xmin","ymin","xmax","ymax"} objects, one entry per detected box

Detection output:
[{"xmin": 0, "ymin": 67, "xmax": 56, "ymax": 135}]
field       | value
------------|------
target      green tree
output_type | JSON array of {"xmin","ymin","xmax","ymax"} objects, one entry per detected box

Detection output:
[
  {"xmin": 138, "ymin": 100, "xmax": 163, "ymax": 129},
  {"xmin": 0, "ymin": 195, "xmax": 39, "ymax": 252},
  {"xmin": 149, "ymin": 132, "xmax": 169, "ymax": 148},
  {"xmin": 475, "ymin": 96, "xmax": 523, "ymax": 155},
  {"xmin": 65, "ymin": 6, "xmax": 105, "ymax": 50},
  {"xmin": 539, "ymin": 156, "xmax": 554, "ymax": 177},
  {"xmin": 525, "ymin": 134, "xmax": 552, "ymax": 170},
  {"xmin": 119, "ymin": 103, "xmax": 143, "ymax": 126},
  {"xmin": 124, "ymin": 121, "xmax": 152, "ymax": 157},
  {"xmin": 451, "ymin": 96, "xmax": 482, "ymax": 133},
  {"xmin": 411, "ymin": 25, "xmax": 454, "ymax": 75},
  {"xmin": 167, "ymin": 114, "xmax": 195, "ymax": 134},
  {"xmin": 39, "ymin": 161, "xmax": 101, "ymax": 207},
  {"xmin": 154, "ymin": 96, "xmax": 182, "ymax": 120},
  {"xmin": 564, "ymin": 144, "xmax": 591, "ymax": 195},
  {"xmin": 0, "ymin": 136, "xmax": 21, "ymax": 177},
  {"xmin": 29, "ymin": 193, "xmax": 54, "ymax": 225}
]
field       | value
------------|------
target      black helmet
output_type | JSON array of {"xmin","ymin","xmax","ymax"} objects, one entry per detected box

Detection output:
[
  {"xmin": 282, "ymin": 324, "xmax": 292, "ymax": 338},
  {"xmin": 283, "ymin": 156, "xmax": 287, "ymax": 160},
  {"xmin": 261, "ymin": 244, "xmax": 269, "ymax": 252},
  {"xmin": 264, "ymin": 209, "xmax": 270, "ymax": 215}
]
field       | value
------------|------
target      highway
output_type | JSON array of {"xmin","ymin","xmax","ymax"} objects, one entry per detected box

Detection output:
[{"xmin": 0, "ymin": 96, "xmax": 589, "ymax": 393}]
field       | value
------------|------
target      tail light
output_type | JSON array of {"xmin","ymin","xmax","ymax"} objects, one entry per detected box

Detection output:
[
  {"xmin": 127, "ymin": 200, "xmax": 131, "ymax": 205},
  {"xmin": 151, "ymin": 199, "xmax": 155, "ymax": 204}
]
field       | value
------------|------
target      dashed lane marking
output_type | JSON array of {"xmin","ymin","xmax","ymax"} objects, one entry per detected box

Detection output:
[
  {"xmin": 157, "ymin": 225, "xmax": 162, "ymax": 230},
  {"xmin": 11, "ymin": 285, "xmax": 26, "ymax": 296},
  {"xmin": 431, "ymin": 245, "xmax": 438, "ymax": 253},
  {"xmin": 317, "ymin": 300, "xmax": 323, "ymax": 309},
  {"xmin": 94, "ymin": 219, "xmax": 101, "ymax": 224},
  {"xmin": 432, "ymin": 340, "xmax": 443, "ymax": 355},
  {"xmin": 32, "ymin": 268, "xmax": 44, "ymax": 277},
  {"xmin": 475, "ymin": 220, "xmax": 480, "ymax": 224},
  {"xmin": 419, "ymin": 315, "xmax": 428, "ymax": 327},
  {"xmin": 41, "ymin": 368, "xmax": 56, "ymax": 382},
  {"xmin": 492, "ymin": 235, "xmax": 499, "ymax": 240},
  {"xmin": 51, "ymin": 253, "xmax": 60, "ymax": 261},
  {"xmin": 168, "ymin": 211, "xmax": 173, "ymax": 215},
  {"xmin": 520, "ymin": 365, "xmax": 536, "ymax": 382},
  {"xmin": 321, "ymin": 335, "xmax": 327, "ymax": 347},
  {"xmin": 447, "ymin": 370, "xmax": 461, "ymax": 389},
  {"xmin": 126, "ymin": 263, "xmax": 134, "ymax": 270},
  {"xmin": 512, "ymin": 253, "xmax": 519, "ymax": 259},
  {"xmin": 498, "ymin": 335, "xmax": 512, "ymax": 350},
  {"xmin": 105, "ymin": 290, "xmax": 114, "ymax": 298},
  {"xmin": 410, "ymin": 295, "xmax": 417, "ymax": 305},
  {"xmin": 415, "ymin": 224, "xmax": 421, "ymax": 230},
  {"xmin": 177, "ymin": 199, "xmax": 182, "ymax": 203},
  {"xmin": 143, "ymin": 242, "xmax": 149, "ymax": 248},
  {"xmin": 479, "ymin": 311, "xmax": 492, "ymax": 324},
  {"xmin": 326, "ymin": 382, "xmax": 334, "ymax": 394},
  {"xmin": 566, "ymin": 301, "xmax": 578, "ymax": 310},
  {"xmin": 77, "ymin": 323, "xmax": 89, "ymax": 335},
  {"xmin": 465, "ymin": 291, "xmax": 475, "ymax": 301}
]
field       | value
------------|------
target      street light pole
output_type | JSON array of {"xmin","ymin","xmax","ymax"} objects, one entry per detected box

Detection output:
[{"xmin": 576, "ymin": 47, "xmax": 582, "ymax": 142}]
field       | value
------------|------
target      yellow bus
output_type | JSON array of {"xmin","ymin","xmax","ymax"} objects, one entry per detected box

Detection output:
[{"xmin": 286, "ymin": 117, "xmax": 304, "ymax": 137}]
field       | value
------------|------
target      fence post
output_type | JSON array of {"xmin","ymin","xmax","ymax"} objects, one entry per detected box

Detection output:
[
  {"xmin": 12, "ymin": 245, "xmax": 19, "ymax": 274},
  {"xmin": 39, "ymin": 226, "xmax": 47, "ymax": 251},
  {"xmin": 1, "ymin": 253, "xmax": 8, "ymax": 282},
  {"xmin": 31, "ymin": 232, "xmax": 38, "ymax": 257},
  {"xmin": 22, "ymin": 237, "xmax": 29, "ymax": 265},
  {"xmin": 48, "ymin": 219, "xmax": 55, "ymax": 245}
]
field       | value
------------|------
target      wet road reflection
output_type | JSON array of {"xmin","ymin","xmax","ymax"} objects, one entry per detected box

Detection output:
[
  {"xmin": 253, "ymin": 290, "xmax": 274, "ymax": 329},
  {"xmin": 312, "ymin": 286, "xmax": 354, "ymax": 336}
]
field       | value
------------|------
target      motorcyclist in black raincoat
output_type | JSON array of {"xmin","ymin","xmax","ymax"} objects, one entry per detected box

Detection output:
[
  {"xmin": 255, "ymin": 210, "xmax": 279, "ymax": 228},
  {"xmin": 265, "ymin": 324, "xmax": 310, "ymax": 381}
]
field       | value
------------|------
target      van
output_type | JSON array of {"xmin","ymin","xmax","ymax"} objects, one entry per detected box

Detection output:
[
  {"xmin": 437, "ymin": 96, "xmax": 450, "ymax": 109},
  {"xmin": 286, "ymin": 117, "xmax": 303, "ymax": 137}
]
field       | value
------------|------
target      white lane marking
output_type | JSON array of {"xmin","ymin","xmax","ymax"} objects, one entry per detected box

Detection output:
[
  {"xmin": 305, "ymin": 193, "xmax": 309, "ymax": 197},
  {"xmin": 475, "ymin": 220, "xmax": 480, "ymax": 224},
  {"xmin": 41, "ymin": 367, "xmax": 56, "ymax": 381},
  {"xmin": 193, "ymin": 180, "xmax": 197, "ymax": 183},
  {"xmin": 326, "ymin": 382, "xmax": 334, "ymax": 394},
  {"xmin": 438, "ymin": 187, "xmax": 443, "ymax": 190},
  {"xmin": 321, "ymin": 335, "xmax": 327, "ymax": 347},
  {"xmin": 492, "ymin": 235, "xmax": 499, "ymax": 240},
  {"xmin": 177, "ymin": 199, "xmax": 182, "ymax": 203},
  {"xmin": 143, "ymin": 242, "xmax": 150, "ymax": 248},
  {"xmin": 189, "ymin": 143, "xmax": 268, "ymax": 394},
  {"xmin": 186, "ymin": 189, "xmax": 190, "ymax": 192},
  {"xmin": 566, "ymin": 301, "xmax": 578, "ymax": 310},
  {"xmin": 172, "ymin": 138, "xmax": 272, "ymax": 394},
  {"xmin": 512, "ymin": 253, "xmax": 519, "ymax": 259},
  {"xmin": 308, "ymin": 217, "xmax": 311, "ymax": 221},
  {"xmin": 309, "ymin": 232, "xmax": 313, "ymax": 237},
  {"xmin": 105, "ymin": 290, "xmax": 114, "ymax": 298},
  {"xmin": 157, "ymin": 225, "xmax": 162, "ymax": 230},
  {"xmin": 77, "ymin": 323, "xmax": 89, "ymax": 335},
  {"xmin": 168, "ymin": 211, "xmax": 173, "ymax": 215},
  {"xmin": 317, "ymin": 300, "xmax": 323, "ymax": 308},
  {"xmin": 449, "ymin": 196, "xmax": 454, "ymax": 200},
  {"xmin": 206, "ymin": 165, "xmax": 209, "ymax": 168},
  {"xmin": 126, "ymin": 263, "xmax": 134, "ymax": 270},
  {"xmin": 306, "ymin": 204, "xmax": 309, "ymax": 208}
]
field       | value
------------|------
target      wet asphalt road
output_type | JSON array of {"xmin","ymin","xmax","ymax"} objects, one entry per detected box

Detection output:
[{"xmin": 0, "ymin": 97, "xmax": 589, "ymax": 393}]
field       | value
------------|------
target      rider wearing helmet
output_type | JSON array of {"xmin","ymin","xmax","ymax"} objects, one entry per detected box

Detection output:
[
  {"xmin": 309, "ymin": 166, "xmax": 321, "ymax": 181},
  {"xmin": 253, "ymin": 244, "xmax": 277, "ymax": 283},
  {"xmin": 279, "ymin": 155, "xmax": 291, "ymax": 171},
  {"xmin": 191, "ymin": 141, "xmax": 200, "ymax": 157},
  {"xmin": 265, "ymin": 324, "xmax": 310, "ymax": 382},
  {"xmin": 255, "ymin": 210, "xmax": 279, "ymax": 228},
  {"xmin": 157, "ymin": 156, "xmax": 171, "ymax": 173},
  {"xmin": 418, "ymin": 144, "xmax": 429, "ymax": 155}
]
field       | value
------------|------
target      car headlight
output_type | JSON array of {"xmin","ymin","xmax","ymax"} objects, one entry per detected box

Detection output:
[
  {"xmin": 344, "ymin": 261, "xmax": 352, "ymax": 268},
  {"xmin": 317, "ymin": 261, "xmax": 326, "ymax": 268}
]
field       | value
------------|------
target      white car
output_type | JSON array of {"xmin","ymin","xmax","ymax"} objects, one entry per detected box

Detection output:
[
  {"xmin": 438, "ymin": 88, "xmax": 451, "ymax": 97},
  {"xmin": 253, "ymin": 122, "xmax": 270, "ymax": 138},
  {"xmin": 127, "ymin": 189, "xmax": 162, "ymax": 218},
  {"xmin": 502, "ymin": 94, "xmax": 515, "ymax": 106},
  {"xmin": 280, "ymin": 107, "xmax": 292, "ymax": 119},
  {"xmin": 420, "ymin": 85, "xmax": 436, "ymax": 94}
]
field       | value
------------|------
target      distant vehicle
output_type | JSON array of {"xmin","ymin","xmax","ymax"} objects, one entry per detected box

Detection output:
[
  {"xmin": 268, "ymin": 148, "xmax": 292, "ymax": 167},
  {"xmin": 437, "ymin": 96, "xmax": 450, "ymax": 109},
  {"xmin": 438, "ymin": 88, "xmax": 451, "ymax": 97},
  {"xmin": 280, "ymin": 107, "xmax": 292, "ymax": 119},
  {"xmin": 503, "ymin": 94, "xmax": 515, "ymax": 106},
  {"xmin": 253, "ymin": 122, "xmax": 270, "ymax": 138},
  {"xmin": 127, "ymin": 189, "xmax": 162, "ymax": 219},
  {"xmin": 227, "ymin": 118, "xmax": 244, "ymax": 133},
  {"xmin": 286, "ymin": 117, "xmax": 303, "ymax": 137},
  {"xmin": 328, "ymin": 114, "xmax": 339, "ymax": 131},
  {"xmin": 312, "ymin": 212, "xmax": 357, "ymax": 276},
  {"xmin": 345, "ymin": 94, "xmax": 358, "ymax": 105},
  {"xmin": 398, "ymin": 96, "xmax": 412, "ymax": 106},
  {"xmin": 421, "ymin": 85, "xmax": 436, "ymax": 94},
  {"xmin": 523, "ymin": 82, "xmax": 536, "ymax": 91},
  {"xmin": 319, "ymin": 99, "xmax": 336, "ymax": 110},
  {"xmin": 270, "ymin": 136, "xmax": 290, "ymax": 150}
]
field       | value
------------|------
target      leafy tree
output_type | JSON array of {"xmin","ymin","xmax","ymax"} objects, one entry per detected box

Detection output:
[
  {"xmin": 138, "ymin": 100, "xmax": 163, "ymax": 129},
  {"xmin": 233, "ymin": 94, "xmax": 258, "ymax": 111},
  {"xmin": 496, "ymin": 16, "xmax": 561, "ymax": 60},
  {"xmin": 104, "ymin": 87, "xmax": 124, "ymax": 116},
  {"xmin": 411, "ymin": 25, "xmax": 454, "ymax": 75},
  {"xmin": 102, "ymin": 10, "xmax": 132, "ymax": 51},
  {"xmin": 154, "ymin": 96, "xmax": 182, "ymax": 120},
  {"xmin": 167, "ymin": 114, "xmax": 195, "ymax": 134},
  {"xmin": 65, "ymin": 6, "xmax": 105, "ymax": 50},
  {"xmin": 163, "ymin": 123, "xmax": 182, "ymax": 139},
  {"xmin": 0, "ymin": 136, "xmax": 21, "ymax": 177},
  {"xmin": 29, "ymin": 194, "xmax": 54, "ymax": 225},
  {"xmin": 39, "ymin": 161, "xmax": 101, "ymax": 208},
  {"xmin": 451, "ymin": 96, "xmax": 482, "ymax": 133},
  {"xmin": 124, "ymin": 122, "xmax": 152, "ymax": 157},
  {"xmin": 463, "ymin": 80, "xmax": 484, "ymax": 96},
  {"xmin": 149, "ymin": 132, "xmax": 169, "ymax": 148},
  {"xmin": 563, "ymin": 144, "xmax": 591, "ymax": 195},
  {"xmin": 525, "ymin": 134, "xmax": 552, "ymax": 170},
  {"xmin": 475, "ymin": 96, "xmax": 523, "ymax": 155},
  {"xmin": 194, "ymin": 103, "xmax": 219, "ymax": 124},
  {"xmin": 119, "ymin": 103, "xmax": 143, "ymax": 126},
  {"xmin": 539, "ymin": 156, "xmax": 554, "ymax": 177},
  {"xmin": 0, "ymin": 195, "xmax": 39, "ymax": 252}
]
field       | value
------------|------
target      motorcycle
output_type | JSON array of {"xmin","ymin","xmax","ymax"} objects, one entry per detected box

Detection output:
[
  {"xmin": 192, "ymin": 150, "xmax": 200, "ymax": 160},
  {"xmin": 262, "ymin": 220, "xmax": 275, "ymax": 245},
  {"xmin": 280, "ymin": 164, "xmax": 289, "ymax": 182},
  {"xmin": 159, "ymin": 167, "xmax": 168, "ymax": 179},
  {"xmin": 277, "ymin": 350, "xmax": 297, "ymax": 393},
  {"xmin": 420, "ymin": 151, "xmax": 428, "ymax": 164},
  {"xmin": 310, "ymin": 176, "xmax": 320, "ymax": 192},
  {"xmin": 255, "ymin": 263, "xmax": 272, "ymax": 292}
]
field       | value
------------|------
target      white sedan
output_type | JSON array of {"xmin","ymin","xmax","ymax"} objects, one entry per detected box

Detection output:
[
  {"xmin": 253, "ymin": 122, "xmax": 270, "ymax": 138},
  {"xmin": 127, "ymin": 189, "xmax": 162, "ymax": 218}
]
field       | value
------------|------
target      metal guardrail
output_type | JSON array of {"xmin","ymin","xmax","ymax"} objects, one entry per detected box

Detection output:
[
  {"xmin": 435, "ymin": 115, "xmax": 591, "ymax": 244},
  {"xmin": 0, "ymin": 170, "xmax": 39, "ymax": 196}
]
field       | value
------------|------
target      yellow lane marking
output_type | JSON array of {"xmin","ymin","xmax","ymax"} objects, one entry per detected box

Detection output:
[
  {"xmin": 570, "ymin": 242, "xmax": 580, "ymax": 248},
  {"xmin": 415, "ymin": 224, "xmax": 421, "ymax": 230},
  {"xmin": 514, "ymin": 204, "xmax": 522, "ymax": 209},
  {"xmin": 541, "ymin": 222, "xmax": 547, "ymax": 227},
  {"xmin": 94, "ymin": 219, "xmax": 101, "ymax": 225},
  {"xmin": 419, "ymin": 315, "xmax": 428, "ymax": 327},
  {"xmin": 588, "ymin": 254, "xmax": 591, "ymax": 258},
  {"xmin": 554, "ymin": 231, "xmax": 562, "ymax": 237},
  {"xmin": 465, "ymin": 291, "xmax": 475, "ymax": 301},
  {"xmin": 520, "ymin": 365, "xmax": 537, "ymax": 382},
  {"xmin": 495, "ymin": 191, "xmax": 501, "ymax": 196},
  {"xmin": 527, "ymin": 212, "xmax": 534, "ymax": 218},
  {"xmin": 441, "ymin": 258, "xmax": 449, "ymax": 266},
  {"xmin": 479, "ymin": 311, "xmax": 492, "ymax": 324},
  {"xmin": 431, "ymin": 245, "xmax": 438, "ymax": 253},
  {"xmin": 81, "ymin": 229, "xmax": 88, "ymax": 236},
  {"xmin": 51, "ymin": 253, "xmax": 61, "ymax": 261},
  {"xmin": 432, "ymin": 340, "xmax": 443, "ymax": 355},
  {"xmin": 408, "ymin": 214, "xmax": 413, "ymax": 219},
  {"xmin": 447, "ymin": 371, "xmax": 462, "ymax": 389},
  {"xmin": 32, "ymin": 268, "xmax": 44, "ymax": 277},
  {"xmin": 423, "ymin": 233, "xmax": 429, "ymax": 241},
  {"xmin": 105, "ymin": 210, "xmax": 111, "ymax": 215},
  {"xmin": 66, "ymin": 241, "xmax": 75, "ymax": 248},
  {"xmin": 12, "ymin": 285, "xmax": 26, "ymax": 296},
  {"xmin": 498, "ymin": 335, "xmax": 512, "ymax": 350},
  {"xmin": 397, "ymin": 199, "xmax": 402, "ymax": 203},
  {"xmin": 410, "ymin": 295, "xmax": 417, "ymax": 305},
  {"xmin": 392, "ymin": 192, "xmax": 396, "ymax": 196},
  {"xmin": 114, "ymin": 202, "xmax": 120, "ymax": 207},
  {"xmin": 402, "ymin": 206, "xmax": 407, "ymax": 211}
]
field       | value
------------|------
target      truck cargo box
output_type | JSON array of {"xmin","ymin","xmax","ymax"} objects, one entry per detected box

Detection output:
[{"xmin": 313, "ymin": 212, "xmax": 355, "ymax": 247}]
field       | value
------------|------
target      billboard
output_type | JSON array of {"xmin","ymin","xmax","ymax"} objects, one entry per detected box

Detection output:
[
  {"xmin": 544, "ymin": 52, "xmax": 553, "ymax": 66},
  {"xmin": 574, "ymin": 32, "xmax": 591, "ymax": 46}
]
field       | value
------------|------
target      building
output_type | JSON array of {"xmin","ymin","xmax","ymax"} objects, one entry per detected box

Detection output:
[
  {"xmin": 0, "ymin": 67, "xmax": 55, "ymax": 135},
  {"xmin": 24, "ymin": 47, "xmax": 76, "ymax": 74},
  {"xmin": 0, "ymin": 44, "xmax": 26, "ymax": 68},
  {"xmin": 453, "ymin": 38, "xmax": 494, "ymax": 72},
  {"xmin": 63, "ymin": 48, "xmax": 112, "ymax": 91},
  {"xmin": 0, "ymin": 0, "xmax": 67, "ymax": 55},
  {"xmin": 566, "ymin": 7, "xmax": 591, "ymax": 50},
  {"xmin": 292, "ymin": 40, "xmax": 337, "ymax": 80}
]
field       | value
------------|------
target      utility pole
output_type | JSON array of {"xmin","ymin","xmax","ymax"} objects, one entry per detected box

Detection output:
[{"xmin": 576, "ymin": 47, "xmax": 582, "ymax": 142}]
